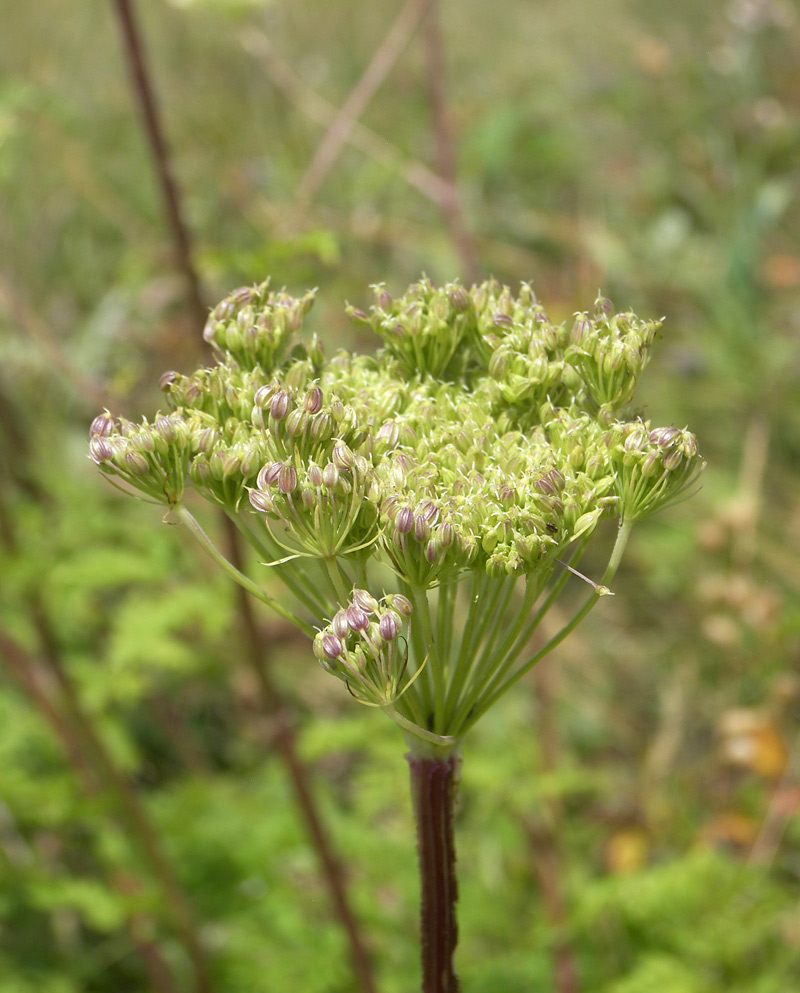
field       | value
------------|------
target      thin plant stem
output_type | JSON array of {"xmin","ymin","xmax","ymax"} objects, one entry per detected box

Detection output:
[
  {"xmin": 407, "ymin": 748, "xmax": 461, "ymax": 993},
  {"xmin": 112, "ymin": 0, "xmax": 207, "ymax": 336},
  {"xmin": 295, "ymin": 0, "xmax": 436, "ymax": 207},
  {"xmin": 244, "ymin": 30, "xmax": 452, "ymax": 206},
  {"xmin": 421, "ymin": 0, "xmax": 480, "ymax": 282},
  {"xmin": 222, "ymin": 518, "xmax": 378, "ymax": 993},
  {"xmin": 176, "ymin": 504, "xmax": 315, "ymax": 635},
  {"xmin": 231, "ymin": 512, "xmax": 333, "ymax": 618}
]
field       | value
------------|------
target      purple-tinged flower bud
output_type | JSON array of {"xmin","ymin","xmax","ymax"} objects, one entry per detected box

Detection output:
[
  {"xmin": 322, "ymin": 463, "xmax": 340, "ymax": 489},
  {"xmin": 304, "ymin": 386, "xmax": 323, "ymax": 414},
  {"xmin": 332, "ymin": 442, "xmax": 355, "ymax": 471},
  {"xmin": 249, "ymin": 489, "xmax": 274, "ymax": 514},
  {"xmin": 285, "ymin": 409, "xmax": 308, "ymax": 437},
  {"xmin": 90, "ymin": 413, "xmax": 115, "ymax": 437},
  {"xmin": 125, "ymin": 451, "xmax": 150, "ymax": 476},
  {"xmin": 278, "ymin": 465, "xmax": 298, "ymax": 494},
  {"xmin": 352, "ymin": 589, "xmax": 379, "ymax": 614},
  {"xmin": 417, "ymin": 500, "xmax": 440, "ymax": 524},
  {"xmin": 649, "ymin": 425, "xmax": 681, "ymax": 449},
  {"xmin": 499, "ymin": 484, "xmax": 516, "ymax": 507},
  {"xmin": 301, "ymin": 488, "xmax": 315, "ymax": 508},
  {"xmin": 349, "ymin": 307, "xmax": 369, "ymax": 323},
  {"xmin": 332, "ymin": 610, "xmax": 350, "ymax": 640},
  {"xmin": 258, "ymin": 462, "xmax": 284, "ymax": 488},
  {"xmin": 379, "ymin": 611, "xmax": 402, "ymax": 642},
  {"xmin": 159, "ymin": 370, "xmax": 179, "ymax": 391},
  {"xmin": 388, "ymin": 593, "xmax": 413, "ymax": 618},
  {"xmin": 377, "ymin": 288, "xmax": 393, "ymax": 310},
  {"xmin": 346, "ymin": 604, "xmax": 370, "ymax": 633},
  {"xmin": 308, "ymin": 464, "xmax": 324, "ymax": 488},
  {"xmin": 493, "ymin": 313, "xmax": 513, "ymax": 328},
  {"xmin": 448, "ymin": 284, "xmax": 470, "ymax": 312},
  {"xmin": 624, "ymin": 428, "xmax": 647, "ymax": 453},
  {"xmin": 254, "ymin": 385, "xmax": 275, "ymax": 409},
  {"xmin": 376, "ymin": 421, "xmax": 400, "ymax": 448},
  {"xmin": 414, "ymin": 516, "xmax": 430, "ymax": 543},
  {"xmin": 195, "ymin": 426, "xmax": 217, "ymax": 455},
  {"xmin": 535, "ymin": 476, "xmax": 556, "ymax": 496},
  {"xmin": 425, "ymin": 540, "xmax": 440, "ymax": 563},
  {"xmin": 329, "ymin": 399, "xmax": 345, "ymax": 422},
  {"xmin": 90, "ymin": 437, "xmax": 114, "ymax": 463},
  {"xmin": 155, "ymin": 416, "xmax": 177, "ymax": 443},
  {"xmin": 396, "ymin": 507, "xmax": 415, "ymax": 534},
  {"xmin": 322, "ymin": 633, "xmax": 344, "ymax": 660},
  {"xmin": 270, "ymin": 390, "xmax": 291, "ymax": 421},
  {"xmin": 137, "ymin": 431, "xmax": 155, "ymax": 454},
  {"xmin": 663, "ymin": 449, "xmax": 683, "ymax": 471},
  {"xmin": 436, "ymin": 521, "xmax": 455, "ymax": 549}
]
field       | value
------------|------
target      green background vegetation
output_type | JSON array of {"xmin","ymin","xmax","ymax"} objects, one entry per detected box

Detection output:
[{"xmin": 1, "ymin": 0, "xmax": 799, "ymax": 990}]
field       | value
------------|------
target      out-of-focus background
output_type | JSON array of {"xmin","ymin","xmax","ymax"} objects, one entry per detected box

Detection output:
[{"xmin": 1, "ymin": 0, "xmax": 799, "ymax": 990}]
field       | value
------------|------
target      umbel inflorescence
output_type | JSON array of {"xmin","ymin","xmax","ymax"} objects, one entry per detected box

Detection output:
[{"xmin": 90, "ymin": 277, "xmax": 703, "ymax": 748}]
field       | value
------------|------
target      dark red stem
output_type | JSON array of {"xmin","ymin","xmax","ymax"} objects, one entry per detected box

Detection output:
[
  {"xmin": 112, "ymin": 0, "xmax": 207, "ymax": 334},
  {"xmin": 407, "ymin": 751, "xmax": 461, "ymax": 993}
]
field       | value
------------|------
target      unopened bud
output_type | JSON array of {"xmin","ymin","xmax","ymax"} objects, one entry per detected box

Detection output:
[
  {"xmin": 159, "ymin": 370, "xmax": 179, "ymax": 391},
  {"xmin": 249, "ymin": 489, "xmax": 274, "ymax": 514},
  {"xmin": 285, "ymin": 409, "xmax": 308, "ymax": 437},
  {"xmin": 90, "ymin": 437, "xmax": 114, "ymax": 463},
  {"xmin": 352, "ymin": 589, "xmax": 379, "ymax": 614},
  {"xmin": 379, "ymin": 611, "xmax": 401, "ymax": 641},
  {"xmin": 322, "ymin": 633, "xmax": 344, "ymax": 660},
  {"xmin": 388, "ymin": 594, "xmax": 413, "ymax": 618},
  {"xmin": 322, "ymin": 463, "xmax": 340, "ymax": 489},
  {"xmin": 125, "ymin": 451, "xmax": 149, "ymax": 476},
  {"xmin": 346, "ymin": 604, "xmax": 370, "ymax": 633},
  {"xmin": 332, "ymin": 442, "xmax": 355, "ymax": 471},
  {"xmin": 278, "ymin": 465, "xmax": 298, "ymax": 494},
  {"xmin": 396, "ymin": 507, "xmax": 415, "ymax": 534},
  {"xmin": 304, "ymin": 386, "xmax": 323, "ymax": 414},
  {"xmin": 270, "ymin": 390, "xmax": 291, "ymax": 421},
  {"xmin": 90, "ymin": 413, "xmax": 115, "ymax": 437},
  {"xmin": 257, "ymin": 462, "xmax": 281, "ymax": 488}
]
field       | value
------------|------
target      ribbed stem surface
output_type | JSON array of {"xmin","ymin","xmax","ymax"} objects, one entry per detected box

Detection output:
[{"xmin": 408, "ymin": 752, "xmax": 461, "ymax": 993}]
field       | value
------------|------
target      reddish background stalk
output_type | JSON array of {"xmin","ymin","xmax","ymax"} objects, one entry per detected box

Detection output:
[
  {"xmin": 223, "ymin": 518, "xmax": 377, "ymax": 993},
  {"xmin": 110, "ymin": 5, "xmax": 377, "ymax": 989},
  {"xmin": 113, "ymin": 0, "xmax": 207, "ymax": 336}
]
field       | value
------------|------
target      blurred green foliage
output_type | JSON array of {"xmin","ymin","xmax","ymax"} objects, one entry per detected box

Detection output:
[{"xmin": 1, "ymin": 0, "xmax": 799, "ymax": 990}]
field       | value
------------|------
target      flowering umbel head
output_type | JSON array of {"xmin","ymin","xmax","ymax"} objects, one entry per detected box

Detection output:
[
  {"xmin": 314, "ymin": 591, "xmax": 418, "ymax": 709},
  {"xmin": 91, "ymin": 276, "xmax": 703, "ymax": 746}
]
